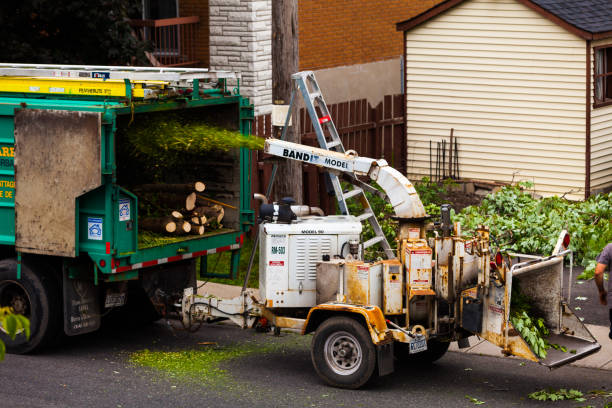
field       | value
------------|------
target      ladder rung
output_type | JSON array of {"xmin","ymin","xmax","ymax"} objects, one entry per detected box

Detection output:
[
  {"xmin": 356, "ymin": 212, "xmax": 374, "ymax": 222},
  {"xmin": 343, "ymin": 188, "xmax": 363, "ymax": 200},
  {"xmin": 309, "ymin": 91, "xmax": 322, "ymax": 100},
  {"xmin": 363, "ymin": 236, "xmax": 385, "ymax": 248},
  {"xmin": 326, "ymin": 140, "xmax": 341, "ymax": 148}
]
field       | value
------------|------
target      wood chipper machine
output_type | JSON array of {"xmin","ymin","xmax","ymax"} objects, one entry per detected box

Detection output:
[{"xmin": 180, "ymin": 72, "xmax": 601, "ymax": 389}]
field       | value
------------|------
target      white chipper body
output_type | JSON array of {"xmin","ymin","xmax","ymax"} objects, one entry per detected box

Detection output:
[{"xmin": 181, "ymin": 72, "xmax": 600, "ymax": 389}]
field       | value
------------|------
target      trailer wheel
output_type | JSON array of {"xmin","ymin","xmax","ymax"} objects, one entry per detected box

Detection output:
[
  {"xmin": 311, "ymin": 316, "xmax": 376, "ymax": 389},
  {"xmin": 0, "ymin": 259, "xmax": 61, "ymax": 353},
  {"xmin": 394, "ymin": 338, "xmax": 450, "ymax": 364}
]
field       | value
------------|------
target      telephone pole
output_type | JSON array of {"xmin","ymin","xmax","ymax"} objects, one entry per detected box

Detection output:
[{"xmin": 272, "ymin": 0, "xmax": 302, "ymax": 203}]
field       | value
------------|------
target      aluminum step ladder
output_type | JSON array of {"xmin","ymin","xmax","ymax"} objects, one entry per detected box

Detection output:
[{"xmin": 288, "ymin": 71, "xmax": 395, "ymax": 259}]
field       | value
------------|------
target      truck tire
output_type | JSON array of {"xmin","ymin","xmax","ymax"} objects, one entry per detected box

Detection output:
[
  {"xmin": 394, "ymin": 338, "xmax": 450, "ymax": 364},
  {"xmin": 311, "ymin": 316, "xmax": 376, "ymax": 389},
  {"xmin": 0, "ymin": 259, "xmax": 62, "ymax": 354}
]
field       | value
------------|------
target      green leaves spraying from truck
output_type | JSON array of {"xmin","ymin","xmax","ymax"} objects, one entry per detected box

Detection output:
[{"xmin": 125, "ymin": 116, "xmax": 264, "ymax": 161}]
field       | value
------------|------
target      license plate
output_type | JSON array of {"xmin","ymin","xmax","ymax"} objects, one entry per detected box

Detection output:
[
  {"xmin": 104, "ymin": 292, "xmax": 127, "ymax": 308},
  {"xmin": 409, "ymin": 336, "xmax": 428, "ymax": 354}
]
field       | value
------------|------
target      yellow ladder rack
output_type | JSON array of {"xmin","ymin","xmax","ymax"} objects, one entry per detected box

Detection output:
[{"xmin": 0, "ymin": 76, "xmax": 168, "ymax": 98}]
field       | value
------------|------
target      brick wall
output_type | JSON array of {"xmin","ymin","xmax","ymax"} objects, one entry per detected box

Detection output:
[
  {"xmin": 298, "ymin": 0, "xmax": 444, "ymax": 70},
  {"xmin": 179, "ymin": 0, "xmax": 210, "ymax": 67},
  {"xmin": 209, "ymin": 0, "xmax": 273, "ymax": 115}
]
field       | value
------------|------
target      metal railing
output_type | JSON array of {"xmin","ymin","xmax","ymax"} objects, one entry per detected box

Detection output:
[{"xmin": 131, "ymin": 16, "xmax": 200, "ymax": 67}]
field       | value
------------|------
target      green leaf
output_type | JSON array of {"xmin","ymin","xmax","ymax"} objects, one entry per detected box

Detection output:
[
  {"xmin": 4, "ymin": 314, "xmax": 17, "ymax": 340},
  {"xmin": 465, "ymin": 395, "xmax": 485, "ymax": 405},
  {"xmin": 14, "ymin": 315, "xmax": 30, "ymax": 339}
]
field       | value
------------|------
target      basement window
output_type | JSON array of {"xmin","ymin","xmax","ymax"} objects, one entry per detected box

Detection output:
[{"xmin": 594, "ymin": 47, "xmax": 612, "ymax": 106}]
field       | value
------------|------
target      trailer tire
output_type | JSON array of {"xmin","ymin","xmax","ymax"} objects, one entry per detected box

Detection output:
[
  {"xmin": 0, "ymin": 259, "xmax": 62, "ymax": 354},
  {"xmin": 311, "ymin": 316, "xmax": 376, "ymax": 389},
  {"xmin": 394, "ymin": 338, "xmax": 450, "ymax": 365}
]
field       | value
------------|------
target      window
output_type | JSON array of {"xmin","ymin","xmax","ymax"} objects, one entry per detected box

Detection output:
[
  {"xmin": 143, "ymin": 0, "xmax": 178, "ymax": 20},
  {"xmin": 594, "ymin": 47, "xmax": 612, "ymax": 105}
]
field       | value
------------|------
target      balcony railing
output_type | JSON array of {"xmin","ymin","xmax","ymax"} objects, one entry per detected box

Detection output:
[{"xmin": 131, "ymin": 16, "xmax": 200, "ymax": 67}]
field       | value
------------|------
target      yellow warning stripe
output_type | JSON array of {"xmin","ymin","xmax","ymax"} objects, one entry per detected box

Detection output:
[{"xmin": 0, "ymin": 77, "xmax": 167, "ymax": 98}]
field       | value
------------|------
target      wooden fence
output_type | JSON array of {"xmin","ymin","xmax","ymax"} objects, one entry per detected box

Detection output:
[{"xmin": 251, "ymin": 94, "xmax": 405, "ymax": 215}]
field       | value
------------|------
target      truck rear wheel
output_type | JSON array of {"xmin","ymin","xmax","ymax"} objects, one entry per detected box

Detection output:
[
  {"xmin": 394, "ymin": 338, "xmax": 450, "ymax": 364},
  {"xmin": 0, "ymin": 259, "xmax": 61, "ymax": 353},
  {"xmin": 311, "ymin": 316, "xmax": 376, "ymax": 389}
]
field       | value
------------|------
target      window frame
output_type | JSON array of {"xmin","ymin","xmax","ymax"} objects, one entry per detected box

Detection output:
[{"xmin": 593, "ymin": 45, "xmax": 612, "ymax": 108}]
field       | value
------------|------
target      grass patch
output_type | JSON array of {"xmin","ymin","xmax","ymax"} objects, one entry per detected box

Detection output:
[{"xmin": 200, "ymin": 237, "xmax": 260, "ymax": 288}]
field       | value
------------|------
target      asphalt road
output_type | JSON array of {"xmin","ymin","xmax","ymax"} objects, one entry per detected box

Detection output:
[
  {"xmin": 0, "ymin": 265, "xmax": 609, "ymax": 408},
  {"xmin": 564, "ymin": 265, "xmax": 610, "ymax": 328},
  {"xmin": 1, "ymin": 316, "xmax": 611, "ymax": 408}
]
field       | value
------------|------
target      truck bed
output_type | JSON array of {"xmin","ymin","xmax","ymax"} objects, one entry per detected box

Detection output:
[{"xmin": 137, "ymin": 228, "xmax": 236, "ymax": 250}]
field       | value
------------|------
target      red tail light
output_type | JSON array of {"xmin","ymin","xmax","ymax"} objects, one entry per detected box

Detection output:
[
  {"xmin": 562, "ymin": 233, "xmax": 570, "ymax": 248},
  {"xmin": 495, "ymin": 252, "xmax": 503, "ymax": 266}
]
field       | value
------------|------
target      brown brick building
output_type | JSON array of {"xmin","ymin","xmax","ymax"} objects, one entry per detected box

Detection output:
[
  {"xmin": 177, "ymin": 0, "xmax": 210, "ymax": 68},
  {"xmin": 142, "ymin": 0, "xmax": 443, "ymax": 104},
  {"xmin": 298, "ymin": 0, "xmax": 442, "ymax": 71}
]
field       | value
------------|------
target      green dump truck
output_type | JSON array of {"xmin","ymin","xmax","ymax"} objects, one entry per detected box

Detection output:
[{"xmin": 0, "ymin": 64, "xmax": 254, "ymax": 352}]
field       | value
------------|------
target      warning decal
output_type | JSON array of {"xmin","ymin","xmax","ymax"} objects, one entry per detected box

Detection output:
[
  {"xmin": 119, "ymin": 198, "xmax": 131, "ymax": 221},
  {"xmin": 87, "ymin": 217, "xmax": 103, "ymax": 241}
]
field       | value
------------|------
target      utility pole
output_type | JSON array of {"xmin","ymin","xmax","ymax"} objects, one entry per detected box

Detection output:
[{"xmin": 272, "ymin": 0, "xmax": 302, "ymax": 203}]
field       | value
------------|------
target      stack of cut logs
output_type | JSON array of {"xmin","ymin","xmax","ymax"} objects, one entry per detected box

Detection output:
[{"xmin": 137, "ymin": 182, "xmax": 225, "ymax": 235}]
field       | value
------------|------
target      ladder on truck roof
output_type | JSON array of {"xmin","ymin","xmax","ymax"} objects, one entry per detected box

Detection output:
[
  {"xmin": 285, "ymin": 71, "xmax": 395, "ymax": 259},
  {"xmin": 0, "ymin": 63, "xmax": 238, "ymax": 85}
]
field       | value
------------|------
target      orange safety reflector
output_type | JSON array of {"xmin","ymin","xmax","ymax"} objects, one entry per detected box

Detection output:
[
  {"xmin": 318, "ymin": 115, "xmax": 331, "ymax": 124},
  {"xmin": 563, "ymin": 233, "xmax": 570, "ymax": 248},
  {"xmin": 495, "ymin": 251, "xmax": 503, "ymax": 266}
]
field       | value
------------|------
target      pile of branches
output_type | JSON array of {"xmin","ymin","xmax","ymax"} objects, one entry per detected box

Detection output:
[{"xmin": 453, "ymin": 181, "xmax": 612, "ymax": 279}]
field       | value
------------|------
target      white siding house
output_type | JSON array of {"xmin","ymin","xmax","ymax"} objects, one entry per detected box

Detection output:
[{"xmin": 397, "ymin": 0, "xmax": 612, "ymax": 199}]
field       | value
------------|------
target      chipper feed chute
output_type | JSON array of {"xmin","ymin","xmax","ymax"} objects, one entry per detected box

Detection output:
[{"xmin": 467, "ymin": 251, "xmax": 601, "ymax": 368}]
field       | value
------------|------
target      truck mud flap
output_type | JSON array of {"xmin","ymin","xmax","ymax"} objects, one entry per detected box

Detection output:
[
  {"xmin": 377, "ymin": 342, "xmax": 394, "ymax": 376},
  {"xmin": 63, "ymin": 267, "xmax": 101, "ymax": 336},
  {"xmin": 462, "ymin": 253, "xmax": 600, "ymax": 368}
]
